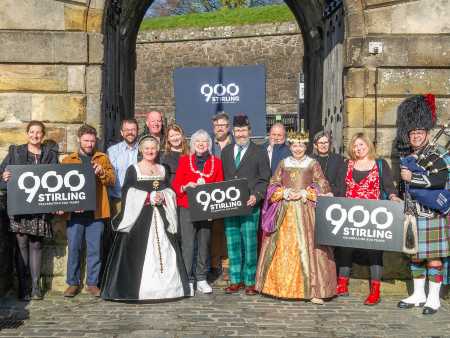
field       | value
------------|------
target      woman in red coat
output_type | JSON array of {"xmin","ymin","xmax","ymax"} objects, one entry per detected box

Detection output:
[{"xmin": 172, "ymin": 129, "xmax": 224, "ymax": 296}]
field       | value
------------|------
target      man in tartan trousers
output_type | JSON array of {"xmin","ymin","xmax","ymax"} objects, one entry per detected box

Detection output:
[
  {"xmin": 221, "ymin": 115, "xmax": 270, "ymax": 295},
  {"xmin": 396, "ymin": 94, "xmax": 450, "ymax": 315}
]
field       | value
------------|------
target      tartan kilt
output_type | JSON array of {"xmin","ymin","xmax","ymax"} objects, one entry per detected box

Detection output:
[{"xmin": 415, "ymin": 213, "xmax": 450, "ymax": 259}]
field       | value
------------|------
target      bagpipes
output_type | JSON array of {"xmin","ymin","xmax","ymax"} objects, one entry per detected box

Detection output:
[{"xmin": 400, "ymin": 124, "xmax": 450, "ymax": 215}]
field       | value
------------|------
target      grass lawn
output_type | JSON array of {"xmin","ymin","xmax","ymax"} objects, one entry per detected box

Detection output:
[{"xmin": 140, "ymin": 4, "xmax": 296, "ymax": 31}]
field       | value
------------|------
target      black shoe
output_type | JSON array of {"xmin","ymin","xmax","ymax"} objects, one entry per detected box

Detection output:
[
  {"xmin": 397, "ymin": 300, "xmax": 425, "ymax": 309},
  {"xmin": 422, "ymin": 306, "xmax": 438, "ymax": 315},
  {"xmin": 18, "ymin": 289, "xmax": 31, "ymax": 302}
]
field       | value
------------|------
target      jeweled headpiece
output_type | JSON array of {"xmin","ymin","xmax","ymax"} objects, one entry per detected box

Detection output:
[{"xmin": 287, "ymin": 130, "xmax": 309, "ymax": 144}]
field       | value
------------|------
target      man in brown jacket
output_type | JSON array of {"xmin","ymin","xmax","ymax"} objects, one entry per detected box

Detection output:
[{"xmin": 62, "ymin": 124, "xmax": 115, "ymax": 298}]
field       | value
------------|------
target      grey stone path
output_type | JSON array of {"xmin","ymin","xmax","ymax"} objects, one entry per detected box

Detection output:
[{"xmin": 0, "ymin": 287, "xmax": 450, "ymax": 338}]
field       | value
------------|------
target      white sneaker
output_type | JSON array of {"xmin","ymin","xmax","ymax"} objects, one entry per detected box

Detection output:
[
  {"xmin": 196, "ymin": 280, "xmax": 212, "ymax": 294},
  {"xmin": 189, "ymin": 283, "xmax": 194, "ymax": 297}
]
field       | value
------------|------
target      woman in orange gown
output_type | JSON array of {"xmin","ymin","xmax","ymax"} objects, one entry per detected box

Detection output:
[{"xmin": 255, "ymin": 131, "xmax": 336, "ymax": 303}]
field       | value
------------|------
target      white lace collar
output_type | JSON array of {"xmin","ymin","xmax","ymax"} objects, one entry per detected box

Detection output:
[
  {"xmin": 284, "ymin": 155, "xmax": 313, "ymax": 168},
  {"xmin": 134, "ymin": 163, "xmax": 165, "ymax": 180}
]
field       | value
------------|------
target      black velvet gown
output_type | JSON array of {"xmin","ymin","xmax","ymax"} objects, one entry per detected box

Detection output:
[{"xmin": 101, "ymin": 164, "xmax": 189, "ymax": 301}]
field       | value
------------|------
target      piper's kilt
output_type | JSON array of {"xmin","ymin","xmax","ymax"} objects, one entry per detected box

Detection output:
[{"xmin": 415, "ymin": 213, "xmax": 450, "ymax": 259}]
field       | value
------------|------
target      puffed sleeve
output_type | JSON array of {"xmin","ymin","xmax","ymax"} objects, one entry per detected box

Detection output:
[{"xmin": 311, "ymin": 160, "xmax": 331, "ymax": 194}]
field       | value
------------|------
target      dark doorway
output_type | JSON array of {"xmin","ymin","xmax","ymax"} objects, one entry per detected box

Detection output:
[{"xmin": 102, "ymin": 0, "xmax": 344, "ymax": 147}]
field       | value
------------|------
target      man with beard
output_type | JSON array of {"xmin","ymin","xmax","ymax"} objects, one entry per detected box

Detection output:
[
  {"xmin": 210, "ymin": 112, "xmax": 233, "ymax": 283},
  {"xmin": 221, "ymin": 115, "xmax": 270, "ymax": 295},
  {"xmin": 107, "ymin": 119, "xmax": 139, "ymax": 217},
  {"xmin": 62, "ymin": 124, "xmax": 115, "ymax": 298}
]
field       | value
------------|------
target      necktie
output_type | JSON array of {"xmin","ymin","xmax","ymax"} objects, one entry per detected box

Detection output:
[{"xmin": 235, "ymin": 146, "xmax": 243, "ymax": 168}]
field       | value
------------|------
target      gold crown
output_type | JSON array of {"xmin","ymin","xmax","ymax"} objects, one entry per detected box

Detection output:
[{"xmin": 287, "ymin": 130, "xmax": 310, "ymax": 144}]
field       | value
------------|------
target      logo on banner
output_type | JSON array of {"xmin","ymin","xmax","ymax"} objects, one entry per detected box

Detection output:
[
  {"xmin": 196, "ymin": 186, "xmax": 241, "ymax": 212},
  {"xmin": 18, "ymin": 170, "xmax": 87, "ymax": 204},
  {"xmin": 200, "ymin": 83, "xmax": 240, "ymax": 103},
  {"xmin": 325, "ymin": 203, "xmax": 393, "ymax": 241}
]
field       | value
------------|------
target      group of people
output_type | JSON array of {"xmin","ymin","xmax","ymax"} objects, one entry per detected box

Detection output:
[{"xmin": 0, "ymin": 94, "xmax": 449, "ymax": 316}]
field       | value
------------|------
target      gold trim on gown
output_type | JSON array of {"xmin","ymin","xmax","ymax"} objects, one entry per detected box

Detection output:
[{"xmin": 256, "ymin": 156, "xmax": 337, "ymax": 299}]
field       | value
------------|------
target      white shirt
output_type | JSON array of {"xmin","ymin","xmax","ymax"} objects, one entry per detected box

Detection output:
[
  {"xmin": 267, "ymin": 145, "xmax": 273, "ymax": 166},
  {"xmin": 234, "ymin": 142, "xmax": 250, "ymax": 162}
]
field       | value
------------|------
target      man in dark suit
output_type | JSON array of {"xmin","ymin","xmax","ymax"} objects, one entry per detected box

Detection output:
[
  {"xmin": 264, "ymin": 122, "xmax": 291, "ymax": 175},
  {"xmin": 221, "ymin": 115, "xmax": 271, "ymax": 295}
]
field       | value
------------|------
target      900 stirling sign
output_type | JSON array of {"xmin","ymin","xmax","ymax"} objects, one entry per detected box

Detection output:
[
  {"xmin": 7, "ymin": 164, "xmax": 96, "ymax": 215},
  {"xmin": 200, "ymin": 83, "xmax": 240, "ymax": 103},
  {"xmin": 315, "ymin": 197, "xmax": 405, "ymax": 252},
  {"xmin": 187, "ymin": 179, "xmax": 251, "ymax": 222}
]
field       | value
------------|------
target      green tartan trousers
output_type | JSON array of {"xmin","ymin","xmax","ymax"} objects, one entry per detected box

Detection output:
[{"xmin": 224, "ymin": 207, "xmax": 260, "ymax": 285}]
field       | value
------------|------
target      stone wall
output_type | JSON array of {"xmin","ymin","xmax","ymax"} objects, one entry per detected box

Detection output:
[
  {"xmin": 0, "ymin": 0, "xmax": 106, "ymax": 293},
  {"xmin": 134, "ymin": 22, "xmax": 303, "ymax": 125},
  {"xmin": 0, "ymin": 0, "xmax": 104, "ymax": 161},
  {"xmin": 344, "ymin": 0, "xmax": 450, "ymax": 160}
]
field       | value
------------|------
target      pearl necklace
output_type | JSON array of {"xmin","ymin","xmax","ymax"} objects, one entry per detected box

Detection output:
[{"xmin": 189, "ymin": 154, "xmax": 215, "ymax": 184}]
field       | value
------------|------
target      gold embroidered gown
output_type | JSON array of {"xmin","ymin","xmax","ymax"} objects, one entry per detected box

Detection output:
[{"xmin": 256, "ymin": 156, "xmax": 336, "ymax": 299}]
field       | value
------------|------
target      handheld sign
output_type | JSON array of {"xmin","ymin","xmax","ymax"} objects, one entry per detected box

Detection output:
[
  {"xmin": 187, "ymin": 179, "xmax": 251, "ymax": 222},
  {"xmin": 7, "ymin": 164, "xmax": 96, "ymax": 215},
  {"xmin": 315, "ymin": 196, "xmax": 405, "ymax": 252}
]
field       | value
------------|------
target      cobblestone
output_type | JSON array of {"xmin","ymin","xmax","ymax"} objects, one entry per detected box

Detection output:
[{"xmin": 0, "ymin": 287, "xmax": 450, "ymax": 337}]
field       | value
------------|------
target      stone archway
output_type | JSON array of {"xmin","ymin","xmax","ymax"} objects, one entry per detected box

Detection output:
[{"xmin": 101, "ymin": 0, "xmax": 355, "ymax": 147}]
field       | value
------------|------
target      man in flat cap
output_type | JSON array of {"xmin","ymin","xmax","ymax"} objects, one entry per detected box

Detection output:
[{"xmin": 220, "ymin": 114, "xmax": 271, "ymax": 295}]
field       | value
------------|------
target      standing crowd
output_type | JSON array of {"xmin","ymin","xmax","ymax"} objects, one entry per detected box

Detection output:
[{"xmin": 1, "ymin": 94, "xmax": 449, "ymax": 316}]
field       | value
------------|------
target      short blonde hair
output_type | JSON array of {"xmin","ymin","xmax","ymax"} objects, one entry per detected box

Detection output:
[
  {"xmin": 138, "ymin": 136, "xmax": 160, "ymax": 153},
  {"xmin": 347, "ymin": 132, "xmax": 377, "ymax": 160}
]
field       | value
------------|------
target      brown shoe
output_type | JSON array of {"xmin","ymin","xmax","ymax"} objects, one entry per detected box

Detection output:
[
  {"xmin": 86, "ymin": 285, "xmax": 101, "ymax": 297},
  {"xmin": 63, "ymin": 285, "xmax": 80, "ymax": 298},
  {"xmin": 245, "ymin": 285, "xmax": 257, "ymax": 296},
  {"xmin": 224, "ymin": 283, "xmax": 245, "ymax": 294}
]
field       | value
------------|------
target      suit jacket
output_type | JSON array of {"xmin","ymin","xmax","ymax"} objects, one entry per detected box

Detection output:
[
  {"xmin": 221, "ymin": 142, "xmax": 271, "ymax": 205},
  {"xmin": 263, "ymin": 142, "xmax": 292, "ymax": 175}
]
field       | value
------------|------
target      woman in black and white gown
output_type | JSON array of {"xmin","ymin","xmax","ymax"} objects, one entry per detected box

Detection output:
[{"xmin": 101, "ymin": 136, "xmax": 189, "ymax": 301}]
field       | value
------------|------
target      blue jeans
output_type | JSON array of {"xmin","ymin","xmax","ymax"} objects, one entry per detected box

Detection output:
[{"xmin": 66, "ymin": 219, "xmax": 104, "ymax": 286}]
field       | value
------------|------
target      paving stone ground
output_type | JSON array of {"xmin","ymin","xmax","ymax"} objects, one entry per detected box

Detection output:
[{"xmin": 0, "ymin": 287, "xmax": 450, "ymax": 338}]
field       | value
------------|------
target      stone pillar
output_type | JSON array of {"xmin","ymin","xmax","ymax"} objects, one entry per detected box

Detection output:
[{"xmin": 0, "ymin": 0, "xmax": 105, "ymax": 293}]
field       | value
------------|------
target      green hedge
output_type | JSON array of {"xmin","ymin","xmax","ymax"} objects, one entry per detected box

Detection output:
[{"xmin": 140, "ymin": 4, "xmax": 296, "ymax": 31}]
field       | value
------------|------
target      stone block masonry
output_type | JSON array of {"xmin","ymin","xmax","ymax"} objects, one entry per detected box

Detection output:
[{"xmin": 134, "ymin": 22, "xmax": 304, "ymax": 125}]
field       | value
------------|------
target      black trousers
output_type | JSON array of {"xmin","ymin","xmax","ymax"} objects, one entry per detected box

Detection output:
[{"xmin": 336, "ymin": 248, "xmax": 383, "ymax": 280}]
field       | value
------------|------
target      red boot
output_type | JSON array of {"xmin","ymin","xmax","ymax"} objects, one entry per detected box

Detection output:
[
  {"xmin": 364, "ymin": 280, "xmax": 381, "ymax": 305},
  {"xmin": 336, "ymin": 276, "xmax": 349, "ymax": 296}
]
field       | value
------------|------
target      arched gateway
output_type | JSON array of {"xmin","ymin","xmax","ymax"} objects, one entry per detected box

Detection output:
[{"xmin": 102, "ymin": 0, "xmax": 350, "ymax": 152}]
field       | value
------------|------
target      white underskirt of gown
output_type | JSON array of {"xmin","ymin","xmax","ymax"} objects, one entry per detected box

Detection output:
[{"xmin": 139, "ymin": 207, "xmax": 184, "ymax": 300}]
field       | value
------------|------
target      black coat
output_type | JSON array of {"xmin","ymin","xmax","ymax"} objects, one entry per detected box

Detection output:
[
  {"xmin": 312, "ymin": 153, "xmax": 346, "ymax": 197},
  {"xmin": 221, "ymin": 142, "xmax": 271, "ymax": 205}
]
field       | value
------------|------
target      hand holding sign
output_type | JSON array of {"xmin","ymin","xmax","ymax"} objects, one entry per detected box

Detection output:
[
  {"xmin": 316, "ymin": 197, "xmax": 405, "ymax": 252},
  {"xmin": 2, "ymin": 170, "xmax": 11, "ymax": 182},
  {"xmin": 187, "ymin": 179, "xmax": 251, "ymax": 222},
  {"xmin": 246, "ymin": 195, "xmax": 256, "ymax": 207},
  {"xmin": 92, "ymin": 162, "xmax": 104, "ymax": 177}
]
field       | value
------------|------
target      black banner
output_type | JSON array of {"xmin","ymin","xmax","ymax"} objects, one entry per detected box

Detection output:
[
  {"xmin": 7, "ymin": 164, "xmax": 96, "ymax": 215},
  {"xmin": 173, "ymin": 65, "xmax": 266, "ymax": 136},
  {"xmin": 315, "ymin": 197, "xmax": 405, "ymax": 252},
  {"xmin": 187, "ymin": 179, "xmax": 251, "ymax": 222}
]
